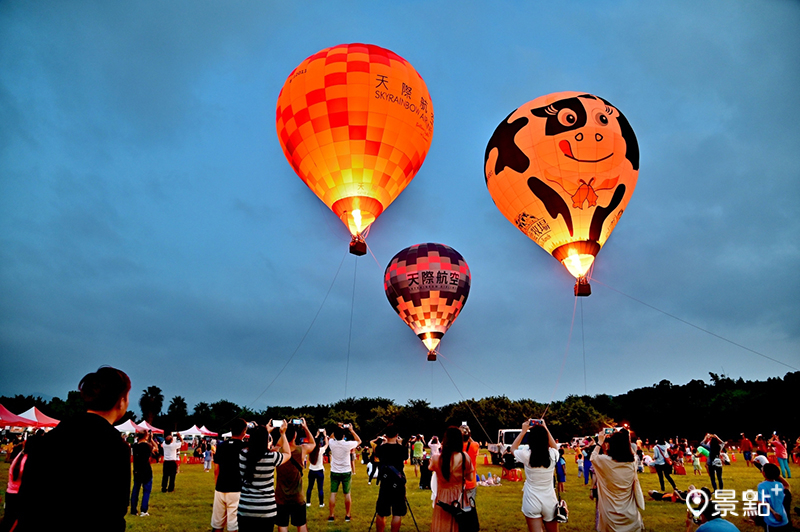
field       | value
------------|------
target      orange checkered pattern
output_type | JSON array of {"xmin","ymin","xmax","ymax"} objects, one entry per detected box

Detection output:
[
  {"xmin": 276, "ymin": 43, "xmax": 433, "ymax": 235},
  {"xmin": 384, "ymin": 243, "xmax": 471, "ymax": 346}
]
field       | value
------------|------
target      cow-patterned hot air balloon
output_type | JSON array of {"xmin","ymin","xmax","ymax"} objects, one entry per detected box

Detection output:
[
  {"xmin": 484, "ymin": 92, "xmax": 639, "ymax": 296},
  {"xmin": 384, "ymin": 243, "xmax": 470, "ymax": 361},
  {"xmin": 276, "ymin": 43, "xmax": 434, "ymax": 255}
]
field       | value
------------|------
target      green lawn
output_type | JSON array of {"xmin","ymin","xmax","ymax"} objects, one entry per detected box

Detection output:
[{"xmin": 1, "ymin": 450, "xmax": 797, "ymax": 531}]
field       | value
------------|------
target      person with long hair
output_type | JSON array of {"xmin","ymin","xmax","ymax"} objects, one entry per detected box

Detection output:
[
  {"xmin": 429, "ymin": 426, "xmax": 475, "ymax": 532},
  {"xmin": 237, "ymin": 420, "xmax": 291, "ymax": 532},
  {"xmin": 701, "ymin": 433, "xmax": 725, "ymax": 491},
  {"xmin": 591, "ymin": 429, "xmax": 644, "ymax": 531},
  {"xmin": 770, "ymin": 433, "xmax": 792, "ymax": 479},
  {"xmin": 305, "ymin": 428, "xmax": 327, "ymax": 507},
  {"xmin": 652, "ymin": 439, "xmax": 677, "ymax": 492},
  {"xmin": 510, "ymin": 419, "xmax": 560, "ymax": 532}
]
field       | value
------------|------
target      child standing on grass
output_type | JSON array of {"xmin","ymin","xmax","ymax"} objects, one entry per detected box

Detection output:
[
  {"xmin": 556, "ymin": 448, "xmax": 567, "ymax": 493},
  {"xmin": 693, "ymin": 453, "xmax": 701, "ymax": 475},
  {"xmin": 204, "ymin": 446, "xmax": 212, "ymax": 472}
]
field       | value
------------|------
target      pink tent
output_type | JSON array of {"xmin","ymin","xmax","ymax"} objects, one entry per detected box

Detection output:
[
  {"xmin": 0, "ymin": 404, "xmax": 35, "ymax": 428},
  {"xmin": 114, "ymin": 419, "xmax": 142, "ymax": 433},
  {"xmin": 179, "ymin": 425, "xmax": 205, "ymax": 437},
  {"xmin": 138, "ymin": 420, "xmax": 164, "ymax": 434},
  {"xmin": 18, "ymin": 407, "xmax": 60, "ymax": 428},
  {"xmin": 199, "ymin": 425, "xmax": 218, "ymax": 437}
]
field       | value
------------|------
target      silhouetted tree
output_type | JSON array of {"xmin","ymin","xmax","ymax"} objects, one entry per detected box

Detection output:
[{"xmin": 139, "ymin": 386, "xmax": 164, "ymax": 424}]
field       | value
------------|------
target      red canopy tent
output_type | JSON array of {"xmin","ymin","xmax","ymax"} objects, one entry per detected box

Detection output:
[
  {"xmin": 0, "ymin": 404, "xmax": 36, "ymax": 427},
  {"xmin": 199, "ymin": 425, "xmax": 218, "ymax": 437},
  {"xmin": 18, "ymin": 407, "xmax": 59, "ymax": 428}
]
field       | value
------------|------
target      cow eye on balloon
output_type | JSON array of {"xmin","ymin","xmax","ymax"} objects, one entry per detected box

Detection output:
[{"xmin": 484, "ymin": 92, "xmax": 639, "ymax": 296}]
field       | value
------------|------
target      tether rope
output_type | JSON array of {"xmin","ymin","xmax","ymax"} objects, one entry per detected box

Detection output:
[
  {"xmin": 581, "ymin": 298, "xmax": 587, "ymax": 395},
  {"xmin": 437, "ymin": 354, "xmax": 493, "ymax": 444},
  {"xmin": 344, "ymin": 257, "xmax": 358, "ymax": 399},
  {"xmin": 540, "ymin": 295, "xmax": 579, "ymax": 419},
  {"xmin": 234, "ymin": 248, "xmax": 350, "ymax": 416},
  {"xmin": 436, "ymin": 351, "xmax": 503, "ymax": 397},
  {"xmin": 590, "ymin": 277, "xmax": 798, "ymax": 371}
]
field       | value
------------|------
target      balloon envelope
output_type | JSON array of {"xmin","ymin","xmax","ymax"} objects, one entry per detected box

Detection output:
[
  {"xmin": 276, "ymin": 43, "xmax": 434, "ymax": 244},
  {"xmin": 384, "ymin": 243, "xmax": 471, "ymax": 359},
  {"xmin": 484, "ymin": 91, "xmax": 638, "ymax": 288}
]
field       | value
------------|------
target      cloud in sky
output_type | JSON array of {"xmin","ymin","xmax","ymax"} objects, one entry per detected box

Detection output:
[{"xmin": 1, "ymin": 1, "xmax": 798, "ymax": 412}]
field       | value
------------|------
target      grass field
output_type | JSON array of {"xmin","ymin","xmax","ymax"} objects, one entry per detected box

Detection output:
[{"xmin": 1, "ymin": 450, "xmax": 797, "ymax": 531}]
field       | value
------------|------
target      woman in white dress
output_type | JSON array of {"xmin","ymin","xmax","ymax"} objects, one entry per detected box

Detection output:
[{"xmin": 511, "ymin": 419, "xmax": 560, "ymax": 532}]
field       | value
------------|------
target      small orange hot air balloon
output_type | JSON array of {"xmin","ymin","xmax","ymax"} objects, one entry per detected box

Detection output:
[
  {"xmin": 276, "ymin": 43, "xmax": 434, "ymax": 255},
  {"xmin": 484, "ymin": 92, "xmax": 639, "ymax": 295}
]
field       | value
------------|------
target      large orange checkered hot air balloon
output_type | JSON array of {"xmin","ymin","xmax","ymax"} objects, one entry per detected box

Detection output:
[
  {"xmin": 276, "ymin": 43, "xmax": 434, "ymax": 255},
  {"xmin": 385, "ymin": 243, "xmax": 471, "ymax": 361},
  {"xmin": 484, "ymin": 92, "xmax": 639, "ymax": 296}
]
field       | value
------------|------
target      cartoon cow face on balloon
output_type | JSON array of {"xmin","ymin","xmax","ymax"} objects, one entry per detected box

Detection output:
[{"xmin": 485, "ymin": 92, "xmax": 639, "ymax": 247}]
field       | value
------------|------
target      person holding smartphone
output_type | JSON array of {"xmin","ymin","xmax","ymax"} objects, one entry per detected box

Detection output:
[
  {"xmin": 592, "ymin": 429, "xmax": 645, "ymax": 532},
  {"xmin": 237, "ymin": 420, "xmax": 291, "ymax": 532},
  {"xmin": 327, "ymin": 422, "xmax": 361, "ymax": 522},
  {"xmin": 511, "ymin": 419, "xmax": 561, "ymax": 532},
  {"xmin": 131, "ymin": 430, "xmax": 159, "ymax": 517}
]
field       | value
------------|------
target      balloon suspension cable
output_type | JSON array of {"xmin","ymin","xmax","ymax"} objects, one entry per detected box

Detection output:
[
  {"xmin": 226, "ymin": 248, "xmax": 350, "ymax": 423},
  {"xmin": 437, "ymin": 354, "xmax": 493, "ymax": 444},
  {"xmin": 541, "ymin": 296, "xmax": 579, "ymax": 419},
  {"xmin": 365, "ymin": 240, "xmax": 384, "ymax": 271},
  {"xmin": 591, "ymin": 277, "xmax": 799, "ymax": 372},
  {"xmin": 344, "ymin": 257, "xmax": 358, "ymax": 399},
  {"xmin": 437, "ymin": 351, "xmax": 503, "ymax": 397},
  {"xmin": 319, "ymin": 201, "xmax": 351, "ymax": 243},
  {"xmin": 581, "ymin": 298, "xmax": 587, "ymax": 396}
]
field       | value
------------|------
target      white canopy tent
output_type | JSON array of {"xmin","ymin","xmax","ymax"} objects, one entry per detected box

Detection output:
[
  {"xmin": 179, "ymin": 425, "xmax": 205, "ymax": 437},
  {"xmin": 115, "ymin": 419, "xmax": 142, "ymax": 433}
]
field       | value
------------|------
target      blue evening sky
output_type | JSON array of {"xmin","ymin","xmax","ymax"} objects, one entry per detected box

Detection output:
[{"xmin": 1, "ymin": 1, "xmax": 798, "ymax": 412}]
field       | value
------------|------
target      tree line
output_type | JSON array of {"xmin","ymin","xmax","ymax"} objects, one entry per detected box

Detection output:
[{"xmin": 3, "ymin": 371, "xmax": 797, "ymax": 444}]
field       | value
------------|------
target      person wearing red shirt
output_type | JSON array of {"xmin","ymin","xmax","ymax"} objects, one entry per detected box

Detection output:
[
  {"xmin": 460, "ymin": 424, "xmax": 480, "ymax": 505},
  {"xmin": 739, "ymin": 434, "xmax": 754, "ymax": 467}
]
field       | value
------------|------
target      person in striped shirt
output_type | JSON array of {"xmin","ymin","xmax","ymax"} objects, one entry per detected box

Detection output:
[{"xmin": 238, "ymin": 420, "xmax": 291, "ymax": 531}]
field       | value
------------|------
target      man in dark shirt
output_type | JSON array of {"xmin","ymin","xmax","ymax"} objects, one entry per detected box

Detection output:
[
  {"xmin": 374, "ymin": 426, "xmax": 408, "ymax": 532},
  {"xmin": 17, "ymin": 366, "xmax": 132, "ymax": 532},
  {"xmin": 212, "ymin": 418, "xmax": 247, "ymax": 532},
  {"xmin": 131, "ymin": 430, "xmax": 159, "ymax": 516}
]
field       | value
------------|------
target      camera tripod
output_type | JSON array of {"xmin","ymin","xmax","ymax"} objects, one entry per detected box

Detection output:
[{"xmin": 367, "ymin": 497, "xmax": 421, "ymax": 532}]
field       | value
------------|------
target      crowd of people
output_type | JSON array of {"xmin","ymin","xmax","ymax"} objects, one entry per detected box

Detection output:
[{"xmin": 1, "ymin": 366, "xmax": 798, "ymax": 532}]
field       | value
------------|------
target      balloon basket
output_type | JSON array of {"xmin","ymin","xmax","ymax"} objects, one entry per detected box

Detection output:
[
  {"xmin": 574, "ymin": 278, "xmax": 591, "ymax": 297},
  {"xmin": 349, "ymin": 237, "xmax": 367, "ymax": 256},
  {"xmin": 427, "ymin": 351, "xmax": 437, "ymax": 361}
]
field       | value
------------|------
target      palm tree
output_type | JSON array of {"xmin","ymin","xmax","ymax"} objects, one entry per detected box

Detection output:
[
  {"xmin": 167, "ymin": 396, "xmax": 188, "ymax": 431},
  {"xmin": 139, "ymin": 386, "xmax": 164, "ymax": 424}
]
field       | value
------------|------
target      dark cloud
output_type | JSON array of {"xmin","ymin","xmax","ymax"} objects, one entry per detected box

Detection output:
[{"xmin": 1, "ymin": 1, "xmax": 798, "ymax": 410}]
